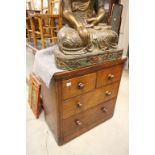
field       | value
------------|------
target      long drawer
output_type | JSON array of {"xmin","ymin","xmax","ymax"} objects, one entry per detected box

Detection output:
[
  {"xmin": 63, "ymin": 82, "xmax": 120, "ymax": 119},
  {"xmin": 63, "ymin": 99, "xmax": 116, "ymax": 142}
]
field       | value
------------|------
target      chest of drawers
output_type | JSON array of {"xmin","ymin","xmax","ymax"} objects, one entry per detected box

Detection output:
[{"xmin": 41, "ymin": 57, "xmax": 127, "ymax": 145}]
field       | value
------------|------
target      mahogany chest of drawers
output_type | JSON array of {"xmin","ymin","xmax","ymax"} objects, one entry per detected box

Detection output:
[{"xmin": 41, "ymin": 57, "xmax": 127, "ymax": 145}]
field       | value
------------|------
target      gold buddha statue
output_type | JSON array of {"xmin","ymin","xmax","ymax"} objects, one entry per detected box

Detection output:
[{"xmin": 57, "ymin": 0, "xmax": 118, "ymax": 55}]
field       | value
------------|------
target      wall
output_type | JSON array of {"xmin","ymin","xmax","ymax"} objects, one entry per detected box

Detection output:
[{"xmin": 26, "ymin": 0, "xmax": 48, "ymax": 10}]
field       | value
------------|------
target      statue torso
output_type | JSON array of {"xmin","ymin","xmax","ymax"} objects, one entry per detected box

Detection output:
[
  {"xmin": 71, "ymin": 0, "xmax": 95, "ymax": 11},
  {"xmin": 71, "ymin": 0, "xmax": 96, "ymax": 24}
]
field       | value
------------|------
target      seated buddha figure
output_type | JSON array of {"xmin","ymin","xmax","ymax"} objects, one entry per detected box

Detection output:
[{"xmin": 58, "ymin": 0, "xmax": 118, "ymax": 55}]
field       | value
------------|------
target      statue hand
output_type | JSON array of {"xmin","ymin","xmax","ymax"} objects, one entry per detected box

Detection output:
[
  {"xmin": 87, "ymin": 18, "xmax": 98, "ymax": 26},
  {"xmin": 77, "ymin": 24, "xmax": 90, "ymax": 46}
]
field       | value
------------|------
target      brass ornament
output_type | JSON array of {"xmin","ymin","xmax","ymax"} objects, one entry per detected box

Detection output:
[
  {"xmin": 54, "ymin": 0, "xmax": 122, "ymax": 70},
  {"xmin": 58, "ymin": 0, "xmax": 118, "ymax": 54}
]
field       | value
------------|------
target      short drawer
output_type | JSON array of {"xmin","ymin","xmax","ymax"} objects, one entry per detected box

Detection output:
[
  {"xmin": 96, "ymin": 64, "xmax": 123, "ymax": 88},
  {"xmin": 63, "ymin": 99, "xmax": 116, "ymax": 142},
  {"xmin": 63, "ymin": 82, "xmax": 120, "ymax": 119},
  {"xmin": 62, "ymin": 73, "xmax": 96, "ymax": 100}
]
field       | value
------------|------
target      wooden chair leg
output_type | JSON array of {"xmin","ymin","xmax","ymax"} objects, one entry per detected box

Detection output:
[
  {"xmin": 26, "ymin": 28, "xmax": 31, "ymax": 42},
  {"xmin": 26, "ymin": 20, "xmax": 31, "ymax": 42},
  {"xmin": 54, "ymin": 37, "xmax": 58, "ymax": 43},
  {"xmin": 58, "ymin": 16, "xmax": 62, "ymax": 30},
  {"xmin": 50, "ymin": 18, "xmax": 55, "ymax": 43},
  {"xmin": 30, "ymin": 18, "xmax": 37, "ymax": 48},
  {"xmin": 53, "ymin": 27, "xmax": 57, "ymax": 43},
  {"xmin": 48, "ymin": 19, "xmax": 52, "ymax": 43},
  {"xmin": 38, "ymin": 18, "xmax": 45, "ymax": 48}
]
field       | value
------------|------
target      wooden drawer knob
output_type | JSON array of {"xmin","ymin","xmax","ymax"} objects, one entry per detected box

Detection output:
[
  {"xmin": 76, "ymin": 102, "xmax": 83, "ymax": 108},
  {"xmin": 78, "ymin": 82, "xmax": 85, "ymax": 89},
  {"xmin": 108, "ymin": 74, "xmax": 114, "ymax": 80},
  {"xmin": 105, "ymin": 91, "xmax": 112, "ymax": 96},
  {"xmin": 75, "ymin": 120, "xmax": 82, "ymax": 126},
  {"xmin": 101, "ymin": 107, "xmax": 108, "ymax": 113}
]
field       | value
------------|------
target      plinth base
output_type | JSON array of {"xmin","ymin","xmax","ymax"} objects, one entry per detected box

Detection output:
[{"xmin": 54, "ymin": 48, "xmax": 123, "ymax": 70}]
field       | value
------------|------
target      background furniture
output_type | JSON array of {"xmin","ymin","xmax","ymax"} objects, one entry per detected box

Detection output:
[
  {"xmin": 109, "ymin": 3, "xmax": 123, "ymax": 34},
  {"xmin": 41, "ymin": 57, "xmax": 127, "ymax": 145},
  {"xmin": 26, "ymin": 16, "xmax": 37, "ymax": 47},
  {"xmin": 26, "ymin": 0, "xmax": 44, "ymax": 48},
  {"xmin": 28, "ymin": 73, "xmax": 41, "ymax": 118},
  {"xmin": 27, "ymin": 0, "xmax": 62, "ymax": 48}
]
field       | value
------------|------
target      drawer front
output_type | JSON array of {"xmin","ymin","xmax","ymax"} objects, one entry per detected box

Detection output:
[
  {"xmin": 96, "ymin": 64, "xmax": 123, "ymax": 88},
  {"xmin": 63, "ymin": 99, "xmax": 116, "ymax": 142},
  {"xmin": 62, "ymin": 73, "xmax": 96, "ymax": 100},
  {"xmin": 63, "ymin": 82, "xmax": 120, "ymax": 119}
]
